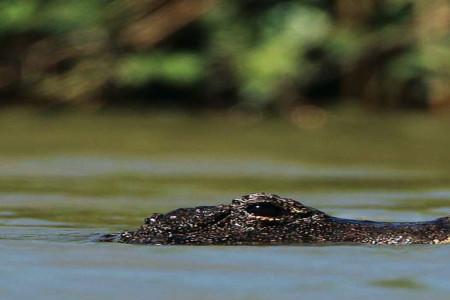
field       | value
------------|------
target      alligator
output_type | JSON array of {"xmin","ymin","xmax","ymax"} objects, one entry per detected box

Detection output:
[{"xmin": 101, "ymin": 193, "xmax": 450, "ymax": 245}]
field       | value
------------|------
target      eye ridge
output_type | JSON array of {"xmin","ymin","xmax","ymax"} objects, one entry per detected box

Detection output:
[{"xmin": 245, "ymin": 202, "xmax": 288, "ymax": 218}]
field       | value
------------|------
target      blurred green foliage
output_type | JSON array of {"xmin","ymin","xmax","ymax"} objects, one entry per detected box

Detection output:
[
  {"xmin": 0, "ymin": 0, "xmax": 449, "ymax": 112},
  {"xmin": 116, "ymin": 52, "xmax": 204, "ymax": 85}
]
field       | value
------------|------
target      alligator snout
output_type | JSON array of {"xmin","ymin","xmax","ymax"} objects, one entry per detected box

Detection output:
[{"xmin": 101, "ymin": 193, "xmax": 450, "ymax": 245}]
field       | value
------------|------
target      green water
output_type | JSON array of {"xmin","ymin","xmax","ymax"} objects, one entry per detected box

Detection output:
[{"xmin": 0, "ymin": 109, "xmax": 449, "ymax": 300}]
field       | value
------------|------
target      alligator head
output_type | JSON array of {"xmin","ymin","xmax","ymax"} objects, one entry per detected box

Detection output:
[{"xmin": 108, "ymin": 193, "xmax": 450, "ymax": 245}]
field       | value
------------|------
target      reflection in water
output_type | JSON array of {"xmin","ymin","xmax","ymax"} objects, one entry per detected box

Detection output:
[
  {"xmin": 370, "ymin": 277, "xmax": 426, "ymax": 289},
  {"xmin": 0, "ymin": 156, "xmax": 423, "ymax": 178}
]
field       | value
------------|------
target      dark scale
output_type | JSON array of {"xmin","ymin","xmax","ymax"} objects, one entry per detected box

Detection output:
[{"xmin": 100, "ymin": 193, "xmax": 450, "ymax": 245}]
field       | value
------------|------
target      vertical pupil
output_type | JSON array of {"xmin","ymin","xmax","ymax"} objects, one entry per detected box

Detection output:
[{"xmin": 245, "ymin": 203, "xmax": 286, "ymax": 217}]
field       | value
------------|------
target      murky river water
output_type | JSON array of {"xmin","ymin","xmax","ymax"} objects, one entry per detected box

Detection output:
[{"xmin": 0, "ymin": 110, "xmax": 449, "ymax": 300}]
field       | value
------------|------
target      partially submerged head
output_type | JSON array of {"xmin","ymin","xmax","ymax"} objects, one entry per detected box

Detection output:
[{"xmin": 119, "ymin": 193, "xmax": 328, "ymax": 245}]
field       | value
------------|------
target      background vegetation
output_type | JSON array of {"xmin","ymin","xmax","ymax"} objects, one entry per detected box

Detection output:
[{"xmin": 0, "ymin": 0, "xmax": 449, "ymax": 114}]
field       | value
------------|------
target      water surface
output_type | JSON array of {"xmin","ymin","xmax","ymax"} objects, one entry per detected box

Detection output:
[{"xmin": 0, "ymin": 110, "xmax": 449, "ymax": 300}]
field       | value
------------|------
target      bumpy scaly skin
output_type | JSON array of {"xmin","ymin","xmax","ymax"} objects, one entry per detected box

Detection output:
[{"xmin": 103, "ymin": 193, "xmax": 450, "ymax": 245}]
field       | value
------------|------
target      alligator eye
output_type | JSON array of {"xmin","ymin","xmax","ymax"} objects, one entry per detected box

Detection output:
[{"xmin": 245, "ymin": 202, "xmax": 288, "ymax": 218}]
